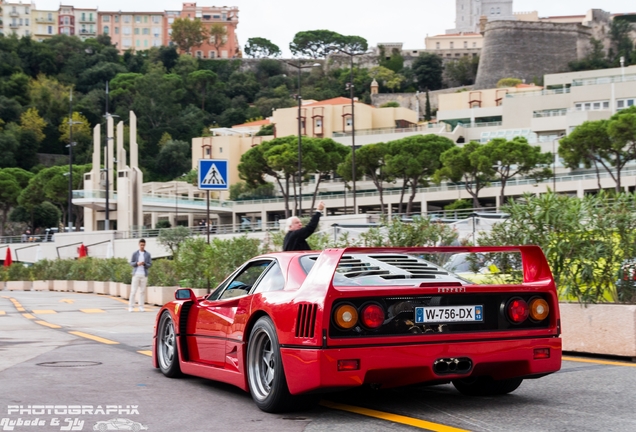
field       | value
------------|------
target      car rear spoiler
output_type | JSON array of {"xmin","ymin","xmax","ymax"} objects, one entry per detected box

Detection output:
[{"xmin": 297, "ymin": 246, "xmax": 553, "ymax": 298}]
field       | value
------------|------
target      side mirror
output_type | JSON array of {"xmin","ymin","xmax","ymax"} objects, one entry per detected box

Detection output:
[{"xmin": 175, "ymin": 288, "xmax": 198, "ymax": 301}]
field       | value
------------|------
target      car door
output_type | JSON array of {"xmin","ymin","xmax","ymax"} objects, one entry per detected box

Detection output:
[{"xmin": 190, "ymin": 260, "xmax": 274, "ymax": 368}]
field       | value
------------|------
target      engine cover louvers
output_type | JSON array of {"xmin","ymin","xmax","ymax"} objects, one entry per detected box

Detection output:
[{"xmin": 295, "ymin": 303, "xmax": 317, "ymax": 338}]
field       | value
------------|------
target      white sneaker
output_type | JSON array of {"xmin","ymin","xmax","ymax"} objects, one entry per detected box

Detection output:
[
  {"xmin": 128, "ymin": 307, "xmax": 133, "ymax": 312},
  {"xmin": 139, "ymin": 307, "xmax": 145, "ymax": 312}
]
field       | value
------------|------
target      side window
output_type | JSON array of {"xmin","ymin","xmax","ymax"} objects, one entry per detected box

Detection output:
[
  {"xmin": 253, "ymin": 262, "xmax": 285, "ymax": 294},
  {"xmin": 212, "ymin": 260, "xmax": 272, "ymax": 300}
]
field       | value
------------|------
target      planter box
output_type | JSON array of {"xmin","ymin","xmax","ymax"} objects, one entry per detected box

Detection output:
[
  {"xmin": 560, "ymin": 302, "xmax": 636, "ymax": 359},
  {"xmin": 192, "ymin": 288, "xmax": 209, "ymax": 298},
  {"xmin": 32, "ymin": 280, "xmax": 52, "ymax": 291},
  {"xmin": 107, "ymin": 282, "xmax": 119, "ymax": 297},
  {"xmin": 119, "ymin": 283, "xmax": 131, "ymax": 300},
  {"xmin": 5, "ymin": 281, "xmax": 32, "ymax": 291},
  {"xmin": 73, "ymin": 281, "xmax": 94, "ymax": 293},
  {"xmin": 147, "ymin": 286, "xmax": 179, "ymax": 306},
  {"xmin": 52, "ymin": 280, "xmax": 73, "ymax": 292},
  {"xmin": 93, "ymin": 281, "xmax": 109, "ymax": 295}
]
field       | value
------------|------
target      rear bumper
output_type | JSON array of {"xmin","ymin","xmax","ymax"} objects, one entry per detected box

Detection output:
[{"xmin": 280, "ymin": 337, "xmax": 562, "ymax": 395}]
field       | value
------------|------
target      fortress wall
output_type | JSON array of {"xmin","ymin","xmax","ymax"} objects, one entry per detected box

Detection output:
[{"xmin": 475, "ymin": 21, "xmax": 593, "ymax": 89}]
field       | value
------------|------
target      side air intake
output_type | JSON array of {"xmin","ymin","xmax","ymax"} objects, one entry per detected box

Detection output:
[{"xmin": 295, "ymin": 304, "xmax": 317, "ymax": 338}]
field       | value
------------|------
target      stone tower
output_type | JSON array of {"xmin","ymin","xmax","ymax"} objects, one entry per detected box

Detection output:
[{"xmin": 449, "ymin": 0, "xmax": 515, "ymax": 34}]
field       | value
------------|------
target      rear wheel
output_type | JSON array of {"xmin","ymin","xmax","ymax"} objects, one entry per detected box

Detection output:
[
  {"xmin": 247, "ymin": 316, "xmax": 295, "ymax": 412},
  {"xmin": 453, "ymin": 376, "xmax": 523, "ymax": 396},
  {"xmin": 157, "ymin": 311, "xmax": 181, "ymax": 377}
]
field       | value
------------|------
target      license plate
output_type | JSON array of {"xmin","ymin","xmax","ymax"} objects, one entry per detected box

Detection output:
[{"xmin": 415, "ymin": 305, "xmax": 483, "ymax": 324}]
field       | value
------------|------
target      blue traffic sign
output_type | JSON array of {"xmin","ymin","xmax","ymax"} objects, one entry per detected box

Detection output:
[{"xmin": 198, "ymin": 159, "xmax": 229, "ymax": 190}]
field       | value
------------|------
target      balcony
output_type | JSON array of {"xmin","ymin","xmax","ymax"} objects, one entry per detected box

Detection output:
[
  {"xmin": 9, "ymin": 12, "xmax": 19, "ymax": 17},
  {"xmin": 36, "ymin": 17, "xmax": 55, "ymax": 23},
  {"xmin": 9, "ymin": 23, "xmax": 20, "ymax": 29},
  {"xmin": 79, "ymin": 29, "xmax": 96, "ymax": 35},
  {"xmin": 79, "ymin": 17, "xmax": 96, "ymax": 24}
]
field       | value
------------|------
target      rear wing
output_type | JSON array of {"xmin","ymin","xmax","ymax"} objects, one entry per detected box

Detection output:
[{"xmin": 297, "ymin": 246, "xmax": 553, "ymax": 299}]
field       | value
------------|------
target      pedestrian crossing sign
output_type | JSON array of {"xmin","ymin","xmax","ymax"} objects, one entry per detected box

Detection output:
[{"xmin": 198, "ymin": 159, "xmax": 229, "ymax": 190}]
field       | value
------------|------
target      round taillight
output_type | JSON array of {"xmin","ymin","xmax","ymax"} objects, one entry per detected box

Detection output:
[
  {"xmin": 334, "ymin": 304, "xmax": 358, "ymax": 330},
  {"xmin": 529, "ymin": 298, "xmax": 549, "ymax": 321},
  {"xmin": 360, "ymin": 303, "xmax": 385, "ymax": 329},
  {"xmin": 507, "ymin": 298, "xmax": 529, "ymax": 324}
]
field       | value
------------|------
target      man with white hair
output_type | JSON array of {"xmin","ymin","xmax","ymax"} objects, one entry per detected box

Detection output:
[{"xmin": 283, "ymin": 201, "xmax": 325, "ymax": 251}]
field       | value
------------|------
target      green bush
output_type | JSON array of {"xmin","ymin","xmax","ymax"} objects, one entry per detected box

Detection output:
[
  {"xmin": 31, "ymin": 259, "xmax": 74, "ymax": 280},
  {"xmin": 148, "ymin": 259, "xmax": 178, "ymax": 287},
  {"xmin": 480, "ymin": 191, "xmax": 636, "ymax": 304},
  {"xmin": 174, "ymin": 236, "xmax": 263, "ymax": 288},
  {"xmin": 2, "ymin": 264, "xmax": 33, "ymax": 281}
]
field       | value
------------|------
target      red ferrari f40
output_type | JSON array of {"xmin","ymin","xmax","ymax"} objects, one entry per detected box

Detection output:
[{"xmin": 152, "ymin": 246, "xmax": 561, "ymax": 412}]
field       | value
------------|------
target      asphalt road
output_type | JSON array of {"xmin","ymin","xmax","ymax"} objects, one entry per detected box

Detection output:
[{"xmin": 1, "ymin": 290, "xmax": 636, "ymax": 432}]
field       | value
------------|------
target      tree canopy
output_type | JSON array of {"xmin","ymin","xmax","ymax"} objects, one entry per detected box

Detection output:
[{"xmin": 244, "ymin": 37, "xmax": 282, "ymax": 58}]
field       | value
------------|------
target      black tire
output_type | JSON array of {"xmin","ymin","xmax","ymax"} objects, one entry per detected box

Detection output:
[
  {"xmin": 247, "ymin": 316, "xmax": 295, "ymax": 412},
  {"xmin": 452, "ymin": 376, "xmax": 523, "ymax": 396},
  {"xmin": 157, "ymin": 311, "xmax": 182, "ymax": 377}
]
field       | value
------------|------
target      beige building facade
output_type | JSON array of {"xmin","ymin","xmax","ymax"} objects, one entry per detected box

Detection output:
[
  {"xmin": 0, "ymin": 1, "xmax": 34, "ymax": 37},
  {"xmin": 31, "ymin": 9, "xmax": 57, "ymax": 41}
]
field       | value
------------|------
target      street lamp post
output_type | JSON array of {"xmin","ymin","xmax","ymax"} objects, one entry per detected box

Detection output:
[
  {"xmin": 338, "ymin": 48, "xmax": 363, "ymax": 214},
  {"xmin": 67, "ymin": 89, "xmax": 80, "ymax": 232},
  {"xmin": 553, "ymin": 139, "xmax": 557, "ymax": 191},
  {"xmin": 347, "ymin": 55, "xmax": 357, "ymax": 214},
  {"xmin": 175, "ymin": 174, "xmax": 187, "ymax": 227},
  {"xmin": 285, "ymin": 61, "xmax": 320, "ymax": 217},
  {"xmin": 175, "ymin": 181, "xmax": 179, "ymax": 227}
]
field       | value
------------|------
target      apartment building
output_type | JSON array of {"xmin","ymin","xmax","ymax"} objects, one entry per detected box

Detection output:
[
  {"xmin": 180, "ymin": 3, "xmax": 240, "ymax": 58},
  {"xmin": 0, "ymin": 1, "xmax": 34, "ymax": 37},
  {"xmin": 75, "ymin": 8, "xmax": 97, "ymax": 41},
  {"xmin": 0, "ymin": 2, "xmax": 240, "ymax": 55},
  {"xmin": 98, "ymin": 11, "xmax": 164, "ymax": 52},
  {"xmin": 31, "ymin": 9, "xmax": 57, "ymax": 41}
]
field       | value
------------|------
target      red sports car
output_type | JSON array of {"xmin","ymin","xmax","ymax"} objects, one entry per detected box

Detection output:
[{"xmin": 152, "ymin": 246, "xmax": 561, "ymax": 412}]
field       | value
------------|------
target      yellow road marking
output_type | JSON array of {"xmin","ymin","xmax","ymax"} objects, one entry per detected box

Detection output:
[
  {"xmin": 35, "ymin": 320, "xmax": 61, "ymax": 329},
  {"xmin": 563, "ymin": 356, "xmax": 636, "ymax": 367},
  {"xmin": 138, "ymin": 351, "xmax": 152, "ymax": 357},
  {"xmin": 0, "ymin": 311, "xmax": 5, "ymax": 315},
  {"xmin": 109, "ymin": 296, "xmax": 129, "ymax": 304},
  {"xmin": 32, "ymin": 310, "xmax": 57, "ymax": 314},
  {"xmin": 16, "ymin": 307, "xmax": 25, "ymax": 312},
  {"xmin": 320, "ymin": 400, "xmax": 470, "ymax": 432},
  {"xmin": 80, "ymin": 309, "xmax": 105, "ymax": 314},
  {"xmin": 68, "ymin": 331, "xmax": 119, "ymax": 345},
  {"xmin": 22, "ymin": 313, "xmax": 35, "ymax": 319},
  {"xmin": 60, "ymin": 299, "xmax": 74, "ymax": 304},
  {"xmin": 1, "ymin": 295, "xmax": 9, "ymax": 298}
]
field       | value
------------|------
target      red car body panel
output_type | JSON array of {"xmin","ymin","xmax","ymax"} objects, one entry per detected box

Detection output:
[{"xmin": 153, "ymin": 246, "xmax": 562, "ymax": 395}]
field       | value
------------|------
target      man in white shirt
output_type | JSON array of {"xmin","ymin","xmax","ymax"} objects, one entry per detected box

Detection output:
[{"xmin": 129, "ymin": 239, "xmax": 152, "ymax": 312}]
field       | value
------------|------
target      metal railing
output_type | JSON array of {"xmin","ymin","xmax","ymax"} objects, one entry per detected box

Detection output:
[
  {"xmin": 74, "ymin": 190, "xmax": 234, "ymax": 209},
  {"xmin": 332, "ymin": 124, "xmax": 431, "ymax": 138},
  {"xmin": 457, "ymin": 121, "xmax": 503, "ymax": 128},
  {"xmin": 572, "ymin": 74, "xmax": 636, "ymax": 87},
  {"xmin": 533, "ymin": 109, "xmax": 568, "ymax": 118},
  {"xmin": 506, "ymin": 88, "xmax": 571, "ymax": 98}
]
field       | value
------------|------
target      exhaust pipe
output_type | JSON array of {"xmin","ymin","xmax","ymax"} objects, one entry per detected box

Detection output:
[{"xmin": 433, "ymin": 357, "xmax": 473, "ymax": 375}]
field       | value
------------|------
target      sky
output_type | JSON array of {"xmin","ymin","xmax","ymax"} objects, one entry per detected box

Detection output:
[{"xmin": 31, "ymin": 0, "xmax": 636, "ymax": 56}]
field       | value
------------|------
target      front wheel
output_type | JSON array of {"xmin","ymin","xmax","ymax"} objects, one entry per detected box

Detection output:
[
  {"xmin": 453, "ymin": 376, "xmax": 523, "ymax": 396},
  {"xmin": 247, "ymin": 316, "xmax": 294, "ymax": 412},
  {"xmin": 157, "ymin": 311, "xmax": 181, "ymax": 377}
]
